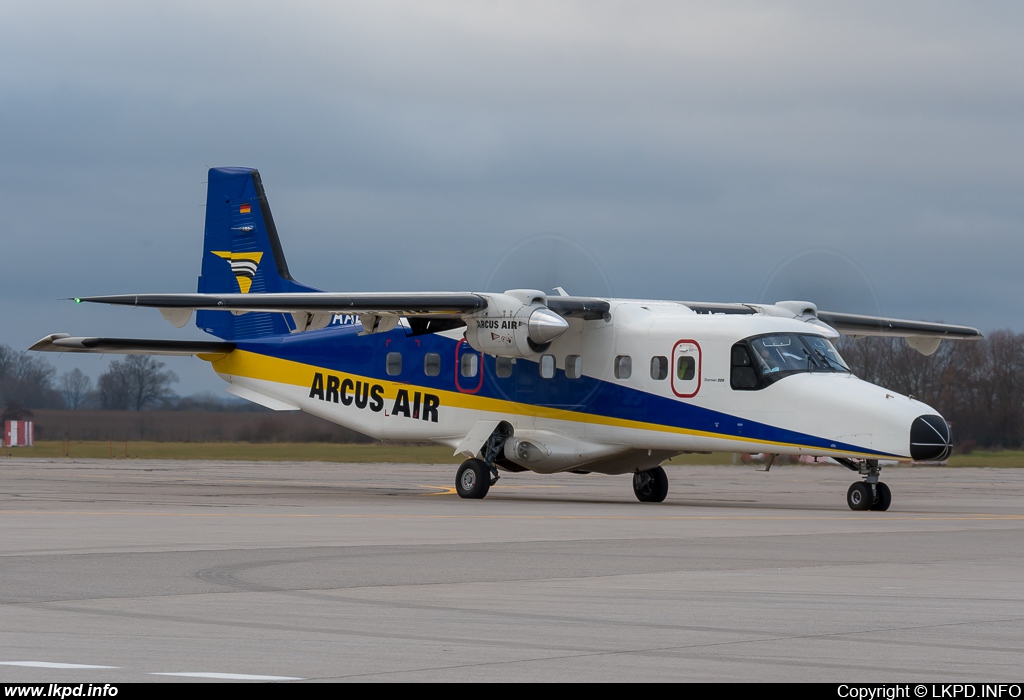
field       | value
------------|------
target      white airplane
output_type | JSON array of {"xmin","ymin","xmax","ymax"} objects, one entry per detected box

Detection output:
[{"xmin": 32, "ymin": 167, "xmax": 982, "ymax": 510}]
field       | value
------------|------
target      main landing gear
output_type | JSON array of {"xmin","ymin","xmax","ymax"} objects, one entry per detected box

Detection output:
[
  {"xmin": 836, "ymin": 458, "xmax": 891, "ymax": 511},
  {"xmin": 456, "ymin": 458, "xmax": 493, "ymax": 499},
  {"xmin": 632, "ymin": 466, "xmax": 669, "ymax": 503},
  {"xmin": 455, "ymin": 423, "xmax": 509, "ymax": 499}
]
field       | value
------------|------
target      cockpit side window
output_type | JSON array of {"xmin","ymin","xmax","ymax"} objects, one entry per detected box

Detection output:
[{"xmin": 730, "ymin": 344, "xmax": 760, "ymax": 390}]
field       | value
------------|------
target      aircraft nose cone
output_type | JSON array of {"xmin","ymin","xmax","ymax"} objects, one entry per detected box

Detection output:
[{"xmin": 910, "ymin": 414, "xmax": 952, "ymax": 462}]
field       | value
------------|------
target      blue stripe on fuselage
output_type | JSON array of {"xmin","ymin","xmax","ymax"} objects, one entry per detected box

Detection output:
[{"xmin": 233, "ymin": 324, "xmax": 892, "ymax": 456}]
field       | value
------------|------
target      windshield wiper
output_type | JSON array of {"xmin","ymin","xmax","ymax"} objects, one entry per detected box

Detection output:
[{"xmin": 812, "ymin": 348, "xmax": 845, "ymax": 372}]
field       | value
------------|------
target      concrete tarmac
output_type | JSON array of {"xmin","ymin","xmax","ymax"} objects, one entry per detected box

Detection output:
[{"xmin": 1, "ymin": 457, "xmax": 1023, "ymax": 683}]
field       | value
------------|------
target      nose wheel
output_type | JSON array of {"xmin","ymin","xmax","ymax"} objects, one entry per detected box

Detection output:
[
  {"xmin": 633, "ymin": 466, "xmax": 669, "ymax": 503},
  {"xmin": 873, "ymin": 481, "xmax": 892, "ymax": 511},
  {"xmin": 846, "ymin": 481, "xmax": 891, "ymax": 511}
]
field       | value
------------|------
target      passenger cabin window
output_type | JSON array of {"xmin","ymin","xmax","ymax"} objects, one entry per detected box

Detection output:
[
  {"xmin": 386, "ymin": 352, "xmax": 402, "ymax": 376},
  {"xmin": 677, "ymin": 356, "xmax": 695, "ymax": 381},
  {"xmin": 461, "ymin": 353, "xmax": 479, "ymax": 378},
  {"xmin": 614, "ymin": 355, "xmax": 632, "ymax": 380},
  {"xmin": 424, "ymin": 353, "xmax": 441, "ymax": 377},
  {"xmin": 495, "ymin": 356, "xmax": 514, "ymax": 379},
  {"xmin": 650, "ymin": 356, "xmax": 668, "ymax": 380},
  {"xmin": 565, "ymin": 355, "xmax": 582, "ymax": 380},
  {"xmin": 539, "ymin": 354, "xmax": 556, "ymax": 379}
]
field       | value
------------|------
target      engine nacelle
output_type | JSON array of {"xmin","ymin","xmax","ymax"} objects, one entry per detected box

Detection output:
[
  {"xmin": 502, "ymin": 431, "xmax": 622, "ymax": 474},
  {"xmin": 463, "ymin": 290, "xmax": 569, "ymax": 358}
]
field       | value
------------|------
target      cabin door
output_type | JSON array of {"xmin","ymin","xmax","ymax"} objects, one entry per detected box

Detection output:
[{"xmin": 671, "ymin": 339, "xmax": 702, "ymax": 398}]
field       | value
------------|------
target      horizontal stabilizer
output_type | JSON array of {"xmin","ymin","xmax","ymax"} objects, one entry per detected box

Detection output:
[{"xmin": 30, "ymin": 334, "xmax": 235, "ymax": 357}]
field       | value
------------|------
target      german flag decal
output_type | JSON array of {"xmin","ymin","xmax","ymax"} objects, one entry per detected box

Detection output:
[{"xmin": 239, "ymin": 203, "xmax": 251, "ymax": 214}]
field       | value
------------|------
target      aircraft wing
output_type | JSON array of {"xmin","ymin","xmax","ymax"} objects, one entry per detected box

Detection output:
[
  {"xmin": 814, "ymin": 311, "xmax": 982, "ymax": 340},
  {"xmin": 74, "ymin": 292, "xmax": 488, "ymax": 317},
  {"xmin": 683, "ymin": 299, "xmax": 981, "ymax": 354},
  {"xmin": 682, "ymin": 300, "xmax": 982, "ymax": 338},
  {"xmin": 29, "ymin": 333, "xmax": 235, "ymax": 357},
  {"xmin": 68, "ymin": 293, "xmax": 982, "ymax": 344},
  {"xmin": 73, "ymin": 292, "xmax": 612, "ymax": 322}
]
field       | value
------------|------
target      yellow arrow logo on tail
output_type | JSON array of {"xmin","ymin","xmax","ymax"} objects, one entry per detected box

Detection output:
[{"xmin": 212, "ymin": 251, "xmax": 264, "ymax": 293}]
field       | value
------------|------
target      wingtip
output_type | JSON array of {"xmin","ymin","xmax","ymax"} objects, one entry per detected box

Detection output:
[{"xmin": 29, "ymin": 333, "xmax": 71, "ymax": 352}]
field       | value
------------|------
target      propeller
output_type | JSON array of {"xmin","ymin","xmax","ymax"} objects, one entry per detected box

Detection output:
[
  {"xmin": 758, "ymin": 248, "xmax": 882, "ymax": 317},
  {"xmin": 483, "ymin": 234, "xmax": 612, "ymax": 299}
]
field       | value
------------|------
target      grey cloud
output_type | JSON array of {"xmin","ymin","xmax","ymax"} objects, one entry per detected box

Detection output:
[{"xmin": 2, "ymin": 2, "xmax": 1023, "ymax": 395}]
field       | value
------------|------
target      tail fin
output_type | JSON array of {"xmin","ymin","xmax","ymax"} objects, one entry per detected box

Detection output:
[{"xmin": 197, "ymin": 167, "xmax": 320, "ymax": 340}]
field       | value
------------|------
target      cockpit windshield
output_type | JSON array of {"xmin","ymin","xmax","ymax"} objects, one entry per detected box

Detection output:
[{"xmin": 736, "ymin": 333, "xmax": 849, "ymax": 388}]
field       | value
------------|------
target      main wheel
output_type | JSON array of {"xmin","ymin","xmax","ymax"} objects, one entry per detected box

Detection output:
[
  {"xmin": 870, "ymin": 482, "xmax": 892, "ymax": 511},
  {"xmin": 456, "ymin": 459, "xmax": 490, "ymax": 499},
  {"xmin": 633, "ymin": 466, "xmax": 669, "ymax": 503},
  {"xmin": 846, "ymin": 482, "xmax": 872, "ymax": 511}
]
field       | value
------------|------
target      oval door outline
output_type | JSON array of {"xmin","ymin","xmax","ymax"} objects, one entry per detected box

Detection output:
[
  {"xmin": 455, "ymin": 338, "xmax": 485, "ymax": 394},
  {"xmin": 671, "ymin": 339, "xmax": 702, "ymax": 398}
]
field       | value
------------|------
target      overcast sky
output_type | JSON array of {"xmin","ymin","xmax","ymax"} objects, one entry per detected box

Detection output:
[{"xmin": 3, "ymin": 1, "xmax": 1022, "ymax": 395}]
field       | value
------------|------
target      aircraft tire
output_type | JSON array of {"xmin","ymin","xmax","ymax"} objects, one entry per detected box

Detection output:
[
  {"xmin": 870, "ymin": 482, "xmax": 892, "ymax": 511},
  {"xmin": 846, "ymin": 482, "xmax": 872, "ymax": 511},
  {"xmin": 456, "ymin": 459, "xmax": 490, "ymax": 499},
  {"xmin": 633, "ymin": 466, "xmax": 669, "ymax": 503}
]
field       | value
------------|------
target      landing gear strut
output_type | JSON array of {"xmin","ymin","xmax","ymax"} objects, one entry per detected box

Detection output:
[
  {"xmin": 455, "ymin": 422, "xmax": 511, "ymax": 500},
  {"xmin": 633, "ymin": 466, "xmax": 669, "ymax": 503},
  {"xmin": 836, "ymin": 458, "xmax": 891, "ymax": 511}
]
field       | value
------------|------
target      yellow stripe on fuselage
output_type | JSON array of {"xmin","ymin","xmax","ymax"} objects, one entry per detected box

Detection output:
[{"xmin": 209, "ymin": 349, "xmax": 892, "ymax": 459}]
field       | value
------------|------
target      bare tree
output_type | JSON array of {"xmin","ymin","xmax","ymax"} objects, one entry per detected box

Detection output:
[
  {"xmin": 97, "ymin": 361, "xmax": 130, "ymax": 410},
  {"xmin": 0, "ymin": 344, "xmax": 62, "ymax": 408},
  {"xmin": 839, "ymin": 332, "xmax": 1024, "ymax": 450},
  {"xmin": 97, "ymin": 356, "xmax": 178, "ymax": 410},
  {"xmin": 60, "ymin": 368, "xmax": 93, "ymax": 410}
]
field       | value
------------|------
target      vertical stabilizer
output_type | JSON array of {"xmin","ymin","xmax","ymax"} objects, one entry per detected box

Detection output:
[{"xmin": 197, "ymin": 167, "xmax": 320, "ymax": 339}]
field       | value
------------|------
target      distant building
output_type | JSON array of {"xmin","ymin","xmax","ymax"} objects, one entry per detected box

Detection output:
[{"xmin": 4, "ymin": 420, "xmax": 34, "ymax": 447}]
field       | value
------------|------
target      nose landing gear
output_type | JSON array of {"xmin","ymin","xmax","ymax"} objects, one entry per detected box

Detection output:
[
  {"xmin": 633, "ymin": 466, "xmax": 669, "ymax": 503},
  {"xmin": 837, "ymin": 458, "xmax": 892, "ymax": 511},
  {"xmin": 846, "ymin": 480, "xmax": 891, "ymax": 511}
]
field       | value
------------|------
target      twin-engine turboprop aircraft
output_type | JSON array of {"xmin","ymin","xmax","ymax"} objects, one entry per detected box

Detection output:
[{"xmin": 32, "ymin": 167, "xmax": 982, "ymax": 510}]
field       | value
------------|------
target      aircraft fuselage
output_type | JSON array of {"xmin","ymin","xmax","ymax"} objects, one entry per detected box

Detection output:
[{"xmin": 212, "ymin": 299, "xmax": 942, "ymax": 475}]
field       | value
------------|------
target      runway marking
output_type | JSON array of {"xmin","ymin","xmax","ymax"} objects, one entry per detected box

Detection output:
[
  {"xmin": 1, "ymin": 510, "xmax": 1023, "ymax": 521},
  {"xmin": 0, "ymin": 662, "xmax": 118, "ymax": 669},
  {"xmin": 22, "ymin": 475, "xmax": 563, "ymax": 493},
  {"xmin": 424, "ymin": 484, "xmax": 562, "ymax": 496},
  {"xmin": 151, "ymin": 672, "xmax": 302, "ymax": 680}
]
